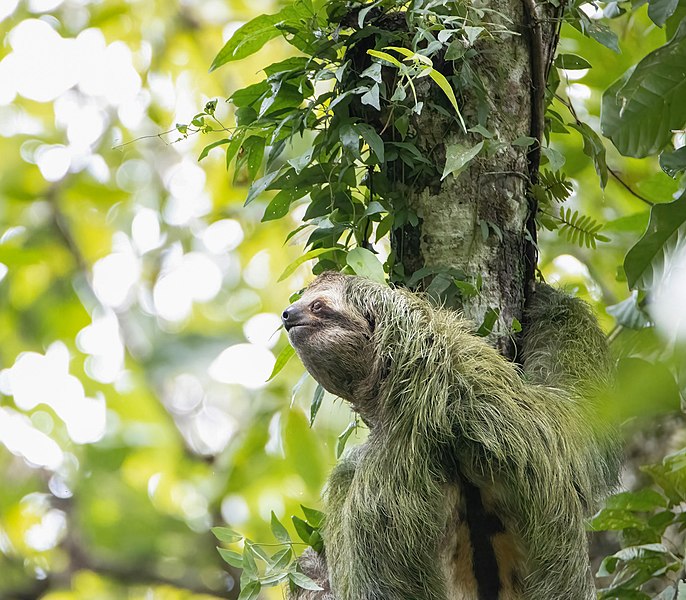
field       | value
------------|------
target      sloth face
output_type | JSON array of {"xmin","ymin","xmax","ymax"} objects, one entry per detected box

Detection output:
[{"xmin": 282, "ymin": 272, "xmax": 377, "ymax": 403}]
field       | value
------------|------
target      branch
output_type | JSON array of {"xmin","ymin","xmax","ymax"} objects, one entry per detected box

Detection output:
[{"xmin": 521, "ymin": 0, "xmax": 546, "ymax": 180}]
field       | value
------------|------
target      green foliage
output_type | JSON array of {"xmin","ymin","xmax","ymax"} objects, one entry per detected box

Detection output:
[
  {"xmin": 213, "ymin": 506, "xmax": 324, "ymax": 596},
  {"xmin": 196, "ymin": 0, "xmax": 521, "ymax": 281},
  {"xmin": 601, "ymin": 20, "xmax": 686, "ymax": 158},
  {"xmin": 591, "ymin": 449, "xmax": 686, "ymax": 598}
]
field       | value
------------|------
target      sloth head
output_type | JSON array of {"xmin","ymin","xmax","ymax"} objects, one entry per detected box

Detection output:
[{"xmin": 282, "ymin": 272, "xmax": 383, "ymax": 415}]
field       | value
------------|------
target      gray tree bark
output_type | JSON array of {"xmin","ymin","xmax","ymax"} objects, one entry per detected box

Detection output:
[{"xmin": 392, "ymin": 0, "xmax": 559, "ymax": 356}]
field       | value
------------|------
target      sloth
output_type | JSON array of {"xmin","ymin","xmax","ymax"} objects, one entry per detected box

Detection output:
[{"xmin": 281, "ymin": 271, "xmax": 620, "ymax": 600}]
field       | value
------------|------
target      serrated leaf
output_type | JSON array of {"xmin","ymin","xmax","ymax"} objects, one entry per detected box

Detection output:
[
  {"xmin": 289, "ymin": 571, "xmax": 324, "ymax": 591},
  {"xmin": 624, "ymin": 191, "xmax": 686, "ymax": 290},
  {"xmin": 346, "ymin": 247, "xmax": 386, "ymax": 284},
  {"xmin": 270, "ymin": 511, "xmax": 290, "ymax": 543},
  {"xmin": 217, "ymin": 547, "xmax": 243, "ymax": 567},
  {"xmin": 441, "ymin": 141, "xmax": 483, "ymax": 181},
  {"xmin": 554, "ymin": 53, "xmax": 592, "ymax": 70},
  {"xmin": 212, "ymin": 526, "xmax": 243, "ymax": 543},
  {"xmin": 601, "ymin": 21, "xmax": 686, "ymax": 158},
  {"xmin": 277, "ymin": 248, "xmax": 335, "ymax": 282}
]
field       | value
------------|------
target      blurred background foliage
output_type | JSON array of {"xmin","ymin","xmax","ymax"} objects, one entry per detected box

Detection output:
[{"xmin": 0, "ymin": 0, "xmax": 684, "ymax": 599}]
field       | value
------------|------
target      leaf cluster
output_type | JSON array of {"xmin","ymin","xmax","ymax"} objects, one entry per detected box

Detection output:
[
  {"xmin": 198, "ymin": 0, "xmax": 521, "ymax": 283},
  {"xmin": 591, "ymin": 448, "xmax": 686, "ymax": 598},
  {"xmin": 213, "ymin": 506, "xmax": 325, "ymax": 599}
]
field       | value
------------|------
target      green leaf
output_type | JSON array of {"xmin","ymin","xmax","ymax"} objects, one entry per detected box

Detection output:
[
  {"xmin": 245, "ymin": 169, "xmax": 282, "ymax": 206},
  {"xmin": 428, "ymin": 69, "xmax": 466, "ymax": 131},
  {"xmin": 346, "ymin": 247, "xmax": 386, "ymax": 284},
  {"xmin": 540, "ymin": 146, "xmax": 565, "ymax": 171},
  {"xmin": 267, "ymin": 548, "xmax": 293, "ymax": 574},
  {"xmin": 601, "ymin": 21, "xmax": 686, "ymax": 158},
  {"xmin": 212, "ymin": 526, "xmax": 243, "ymax": 543},
  {"xmin": 270, "ymin": 511, "xmax": 290, "ymax": 543},
  {"xmin": 301, "ymin": 505, "xmax": 324, "ymax": 528},
  {"xmin": 648, "ymin": 0, "xmax": 680, "ymax": 26},
  {"xmin": 659, "ymin": 146, "xmax": 686, "ymax": 178},
  {"xmin": 229, "ymin": 81, "xmax": 270, "ymax": 107},
  {"xmin": 367, "ymin": 49, "xmax": 404, "ymax": 69},
  {"xmin": 262, "ymin": 186, "xmax": 308, "ymax": 222},
  {"xmin": 476, "ymin": 307, "xmax": 499, "ymax": 337},
  {"xmin": 569, "ymin": 122, "xmax": 607, "ymax": 188},
  {"xmin": 336, "ymin": 420, "xmax": 357, "ymax": 458},
  {"xmin": 267, "ymin": 345, "xmax": 295, "ymax": 382},
  {"xmin": 217, "ymin": 547, "xmax": 243, "ymax": 568},
  {"xmin": 360, "ymin": 83, "xmax": 381, "ymax": 111},
  {"xmin": 278, "ymin": 248, "xmax": 335, "ymax": 282},
  {"xmin": 583, "ymin": 18, "xmax": 620, "ymax": 53},
  {"xmin": 292, "ymin": 515, "xmax": 314, "ymax": 544},
  {"xmin": 237, "ymin": 581, "xmax": 261, "ymax": 600},
  {"xmin": 210, "ymin": 10, "xmax": 290, "ymax": 70},
  {"xmin": 309, "ymin": 384, "xmax": 324, "ymax": 426},
  {"xmin": 242, "ymin": 544, "xmax": 259, "ymax": 578},
  {"xmin": 441, "ymin": 141, "xmax": 483, "ymax": 181},
  {"xmin": 606, "ymin": 293, "xmax": 651, "ymax": 330},
  {"xmin": 624, "ymin": 191, "xmax": 686, "ymax": 290},
  {"xmin": 589, "ymin": 508, "xmax": 647, "ymax": 531},
  {"xmin": 339, "ymin": 123, "xmax": 360, "ymax": 158},
  {"xmin": 605, "ymin": 489, "xmax": 668, "ymax": 511},
  {"xmin": 289, "ymin": 572, "xmax": 324, "ymax": 591},
  {"xmin": 554, "ymin": 53, "xmax": 592, "ymax": 70},
  {"xmin": 198, "ymin": 138, "xmax": 230, "ymax": 162},
  {"xmin": 353, "ymin": 124, "xmax": 385, "ymax": 162}
]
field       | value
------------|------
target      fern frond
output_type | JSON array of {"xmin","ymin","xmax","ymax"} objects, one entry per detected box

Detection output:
[{"xmin": 556, "ymin": 207, "xmax": 610, "ymax": 249}]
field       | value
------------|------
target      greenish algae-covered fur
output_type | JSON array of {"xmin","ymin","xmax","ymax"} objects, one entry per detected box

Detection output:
[{"xmin": 284, "ymin": 272, "xmax": 619, "ymax": 600}]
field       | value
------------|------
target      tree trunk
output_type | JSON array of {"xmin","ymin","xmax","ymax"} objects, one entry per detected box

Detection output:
[{"xmin": 392, "ymin": 0, "xmax": 558, "ymax": 356}]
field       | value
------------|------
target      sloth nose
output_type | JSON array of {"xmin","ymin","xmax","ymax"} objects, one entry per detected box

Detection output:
[{"xmin": 281, "ymin": 306, "xmax": 303, "ymax": 331}]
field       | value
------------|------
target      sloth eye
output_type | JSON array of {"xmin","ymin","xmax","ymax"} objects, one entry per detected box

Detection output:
[{"xmin": 310, "ymin": 301, "xmax": 323, "ymax": 312}]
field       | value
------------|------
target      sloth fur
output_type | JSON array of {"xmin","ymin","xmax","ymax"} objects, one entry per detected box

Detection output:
[{"xmin": 282, "ymin": 271, "xmax": 619, "ymax": 600}]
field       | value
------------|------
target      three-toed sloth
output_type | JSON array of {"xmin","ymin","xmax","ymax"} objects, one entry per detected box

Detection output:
[{"xmin": 281, "ymin": 271, "xmax": 619, "ymax": 600}]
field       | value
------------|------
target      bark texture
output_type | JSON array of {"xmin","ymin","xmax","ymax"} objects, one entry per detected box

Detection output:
[{"xmin": 392, "ymin": 0, "xmax": 559, "ymax": 355}]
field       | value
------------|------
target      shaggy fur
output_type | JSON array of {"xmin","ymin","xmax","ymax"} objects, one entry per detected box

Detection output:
[{"xmin": 283, "ymin": 272, "xmax": 620, "ymax": 600}]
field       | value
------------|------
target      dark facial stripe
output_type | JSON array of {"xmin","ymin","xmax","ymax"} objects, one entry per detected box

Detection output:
[{"xmin": 462, "ymin": 478, "xmax": 504, "ymax": 600}]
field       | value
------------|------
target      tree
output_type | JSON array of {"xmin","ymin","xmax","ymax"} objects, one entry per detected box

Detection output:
[
  {"xmin": 204, "ymin": 0, "xmax": 686, "ymax": 598},
  {"xmin": 0, "ymin": 0, "xmax": 685, "ymax": 599}
]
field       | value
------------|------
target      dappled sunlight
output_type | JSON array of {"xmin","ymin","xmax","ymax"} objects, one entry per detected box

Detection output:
[
  {"xmin": 0, "ymin": 342, "xmax": 107, "ymax": 445},
  {"xmin": 209, "ymin": 343, "xmax": 275, "ymax": 389}
]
